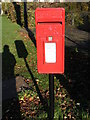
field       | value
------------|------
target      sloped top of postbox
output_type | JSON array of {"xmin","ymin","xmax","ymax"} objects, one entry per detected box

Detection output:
[{"xmin": 35, "ymin": 8, "xmax": 65, "ymax": 23}]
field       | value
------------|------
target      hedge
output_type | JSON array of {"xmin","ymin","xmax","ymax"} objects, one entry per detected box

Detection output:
[
  {"xmin": 2, "ymin": 3, "xmax": 66, "ymax": 28},
  {"xmin": 2, "ymin": 2, "xmax": 90, "ymax": 31}
]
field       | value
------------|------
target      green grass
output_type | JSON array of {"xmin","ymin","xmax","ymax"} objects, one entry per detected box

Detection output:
[
  {"xmin": 2, "ymin": 15, "xmax": 50, "ymax": 119},
  {"xmin": 2, "ymin": 15, "xmax": 89, "ymax": 120},
  {"xmin": 2, "ymin": 15, "xmax": 48, "ymax": 85}
]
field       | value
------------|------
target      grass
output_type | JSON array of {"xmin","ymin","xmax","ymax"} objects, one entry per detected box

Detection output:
[
  {"xmin": 2, "ymin": 15, "xmax": 48, "ymax": 84},
  {"xmin": 2, "ymin": 15, "xmax": 89, "ymax": 120},
  {"xmin": 0, "ymin": 15, "xmax": 2, "ymax": 52},
  {"xmin": 2, "ymin": 15, "xmax": 50, "ymax": 119}
]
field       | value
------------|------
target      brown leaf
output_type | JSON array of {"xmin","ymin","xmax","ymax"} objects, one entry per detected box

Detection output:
[
  {"xmin": 55, "ymin": 93, "xmax": 58, "ymax": 97},
  {"xmin": 29, "ymin": 97, "xmax": 33, "ymax": 102},
  {"xmin": 22, "ymin": 103, "xmax": 26, "ymax": 106},
  {"xmin": 31, "ymin": 111, "xmax": 36, "ymax": 116},
  {"xmin": 61, "ymin": 107, "xmax": 66, "ymax": 111},
  {"xmin": 19, "ymin": 100, "xmax": 23, "ymax": 104},
  {"xmin": 24, "ymin": 96, "xmax": 26, "ymax": 101},
  {"xmin": 34, "ymin": 101, "xmax": 39, "ymax": 105},
  {"xmin": 60, "ymin": 85, "xmax": 63, "ymax": 88},
  {"xmin": 26, "ymin": 111, "xmax": 30, "ymax": 115},
  {"xmin": 68, "ymin": 113, "xmax": 72, "ymax": 119},
  {"xmin": 24, "ymin": 79, "xmax": 27, "ymax": 83}
]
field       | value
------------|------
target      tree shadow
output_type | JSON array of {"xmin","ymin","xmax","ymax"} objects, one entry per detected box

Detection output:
[
  {"xmin": 24, "ymin": 2, "xmax": 28, "ymax": 29},
  {"xmin": 0, "ymin": 53, "xmax": 2, "ymax": 120},
  {"xmin": 12, "ymin": 2, "xmax": 22, "ymax": 26},
  {"xmin": 13, "ymin": 2, "xmax": 36, "ymax": 48},
  {"xmin": 26, "ymin": 28, "xmax": 36, "ymax": 48},
  {"xmin": 15, "ymin": 40, "xmax": 49, "ymax": 118},
  {"xmin": 55, "ymin": 45, "xmax": 89, "ymax": 114},
  {"xmin": 23, "ymin": 2, "xmax": 36, "ymax": 47},
  {"xmin": 2, "ymin": 45, "xmax": 21, "ymax": 120}
]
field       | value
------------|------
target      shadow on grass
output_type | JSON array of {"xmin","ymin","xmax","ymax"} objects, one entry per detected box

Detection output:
[
  {"xmin": 23, "ymin": 2, "xmax": 36, "ymax": 48},
  {"xmin": 12, "ymin": 2, "xmax": 22, "ymax": 26},
  {"xmin": 2, "ymin": 45, "xmax": 21, "ymax": 120},
  {"xmin": 15, "ymin": 40, "xmax": 49, "ymax": 118},
  {"xmin": 55, "ymin": 45, "xmax": 89, "ymax": 116},
  {"xmin": 26, "ymin": 28, "xmax": 36, "ymax": 48},
  {"xmin": 13, "ymin": 2, "xmax": 36, "ymax": 48}
]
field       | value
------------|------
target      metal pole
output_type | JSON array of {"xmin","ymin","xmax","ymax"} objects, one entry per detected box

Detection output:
[{"xmin": 49, "ymin": 74, "xmax": 54, "ymax": 120}]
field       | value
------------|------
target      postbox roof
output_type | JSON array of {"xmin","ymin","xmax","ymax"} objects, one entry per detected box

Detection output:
[{"xmin": 35, "ymin": 8, "xmax": 65, "ymax": 23}]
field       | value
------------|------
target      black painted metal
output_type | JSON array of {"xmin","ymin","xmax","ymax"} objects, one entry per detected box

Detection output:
[{"xmin": 49, "ymin": 74, "xmax": 54, "ymax": 120}]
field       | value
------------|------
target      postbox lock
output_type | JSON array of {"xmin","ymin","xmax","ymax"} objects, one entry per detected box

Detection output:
[{"xmin": 48, "ymin": 36, "xmax": 53, "ymax": 41}]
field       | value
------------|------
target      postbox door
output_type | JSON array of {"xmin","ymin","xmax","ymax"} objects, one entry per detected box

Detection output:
[{"xmin": 36, "ymin": 23, "xmax": 64, "ymax": 73}]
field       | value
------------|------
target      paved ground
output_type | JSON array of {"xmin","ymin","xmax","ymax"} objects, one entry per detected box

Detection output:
[
  {"xmin": 2, "ymin": 26, "xmax": 89, "ymax": 101},
  {"xmin": 65, "ymin": 25, "xmax": 89, "ymax": 53}
]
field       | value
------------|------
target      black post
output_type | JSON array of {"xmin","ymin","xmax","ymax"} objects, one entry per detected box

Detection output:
[{"xmin": 49, "ymin": 74, "xmax": 54, "ymax": 120}]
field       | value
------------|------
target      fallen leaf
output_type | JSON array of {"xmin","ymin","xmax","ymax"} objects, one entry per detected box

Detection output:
[
  {"xmin": 62, "ymin": 94, "xmax": 66, "ymax": 98},
  {"xmin": 76, "ymin": 103, "xmax": 80, "ymax": 106},
  {"xmin": 68, "ymin": 113, "xmax": 72, "ymax": 119},
  {"xmin": 29, "ymin": 97, "xmax": 33, "ymax": 102},
  {"xmin": 36, "ymin": 79, "xmax": 39, "ymax": 82},
  {"xmin": 22, "ymin": 103, "xmax": 26, "ymax": 106},
  {"xmin": 64, "ymin": 116, "xmax": 67, "ymax": 119},
  {"xmin": 34, "ymin": 101, "xmax": 39, "ymax": 105},
  {"xmin": 20, "ymin": 97, "xmax": 24, "ymax": 101},
  {"xmin": 61, "ymin": 107, "xmax": 66, "ymax": 111},
  {"xmin": 19, "ymin": 100, "xmax": 23, "ymax": 104},
  {"xmin": 31, "ymin": 111, "xmax": 36, "ymax": 116}
]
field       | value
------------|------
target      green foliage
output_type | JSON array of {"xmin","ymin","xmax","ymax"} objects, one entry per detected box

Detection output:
[{"xmin": 74, "ymin": 12, "xmax": 84, "ymax": 26}]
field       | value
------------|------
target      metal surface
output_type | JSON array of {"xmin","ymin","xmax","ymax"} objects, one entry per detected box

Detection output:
[
  {"xmin": 49, "ymin": 74, "xmax": 54, "ymax": 120},
  {"xmin": 35, "ymin": 8, "xmax": 65, "ymax": 73}
]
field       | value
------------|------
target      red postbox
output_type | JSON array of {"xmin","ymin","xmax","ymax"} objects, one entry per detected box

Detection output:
[{"xmin": 35, "ymin": 8, "xmax": 65, "ymax": 74}]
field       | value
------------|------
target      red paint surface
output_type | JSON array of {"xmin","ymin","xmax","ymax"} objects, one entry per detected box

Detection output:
[{"xmin": 35, "ymin": 8, "xmax": 65, "ymax": 74}]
